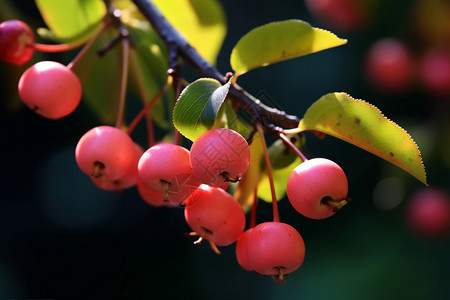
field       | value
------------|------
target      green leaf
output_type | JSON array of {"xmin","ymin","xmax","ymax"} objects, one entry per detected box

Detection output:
[
  {"xmin": 230, "ymin": 20, "xmax": 347, "ymax": 77},
  {"xmin": 173, "ymin": 78, "xmax": 231, "ymax": 141},
  {"xmin": 71, "ymin": 29, "xmax": 122, "ymax": 124},
  {"xmin": 35, "ymin": 0, "xmax": 106, "ymax": 41},
  {"xmin": 152, "ymin": 0, "xmax": 226, "ymax": 64},
  {"xmin": 298, "ymin": 92, "xmax": 427, "ymax": 185},
  {"xmin": 127, "ymin": 24, "xmax": 172, "ymax": 129},
  {"xmin": 258, "ymin": 138, "xmax": 304, "ymax": 203}
]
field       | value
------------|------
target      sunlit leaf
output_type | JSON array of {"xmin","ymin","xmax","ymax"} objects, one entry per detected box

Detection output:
[
  {"xmin": 35, "ymin": 0, "xmax": 106, "ymax": 41},
  {"xmin": 152, "ymin": 0, "xmax": 226, "ymax": 64},
  {"xmin": 173, "ymin": 78, "xmax": 231, "ymax": 141},
  {"xmin": 230, "ymin": 20, "xmax": 347, "ymax": 77},
  {"xmin": 298, "ymin": 92, "xmax": 427, "ymax": 185},
  {"xmin": 234, "ymin": 123, "xmax": 263, "ymax": 211}
]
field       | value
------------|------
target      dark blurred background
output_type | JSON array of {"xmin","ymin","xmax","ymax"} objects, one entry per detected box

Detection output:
[{"xmin": 1, "ymin": 0, "xmax": 450, "ymax": 299}]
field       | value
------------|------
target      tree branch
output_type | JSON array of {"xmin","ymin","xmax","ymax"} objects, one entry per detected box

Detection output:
[{"xmin": 131, "ymin": 0, "xmax": 300, "ymax": 129}]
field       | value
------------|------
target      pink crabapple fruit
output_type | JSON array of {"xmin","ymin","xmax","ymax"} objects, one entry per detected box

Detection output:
[
  {"xmin": 138, "ymin": 143, "xmax": 201, "ymax": 205},
  {"xmin": 407, "ymin": 187, "xmax": 450, "ymax": 239},
  {"xmin": 184, "ymin": 184, "xmax": 246, "ymax": 247},
  {"xmin": 364, "ymin": 38, "xmax": 416, "ymax": 94},
  {"xmin": 0, "ymin": 19, "xmax": 34, "ymax": 65},
  {"xmin": 245, "ymin": 222, "xmax": 305, "ymax": 283},
  {"xmin": 235, "ymin": 228, "xmax": 255, "ymax": 271},
  {"xmin": 18, "ymin": 61, "xmax": 82, "ymax": 119},
  {"xmin": 418, "ymin": 48, "xmax": 450, "ymax": 97},
  {"xmin": 76, "ymin": 126, "xmax": 136, "ymax": 181},
  {"xmin": 90, "ymin": 143, "xmax": 144, "ymax": 192},
  {"xmin": 304, "ymin": 0, "xmax": 370, "ymax": 33},
  {"xmin": 286, "ymin": 158, "xmax": 348, "ymax": 219},
  {"xmin": 189, "ymin": 128, "xmax": 251, "ymax": 186}
]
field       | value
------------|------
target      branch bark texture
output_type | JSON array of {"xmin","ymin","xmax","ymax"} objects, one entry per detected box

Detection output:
[{"xmin": 131, "ymin": 0, "xmax": 300, "ymax": 128}]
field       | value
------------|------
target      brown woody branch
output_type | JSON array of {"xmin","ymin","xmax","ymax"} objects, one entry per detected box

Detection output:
[{"xmin": 131, "ymin": 0, "xmax": 300, "ymax": 129}]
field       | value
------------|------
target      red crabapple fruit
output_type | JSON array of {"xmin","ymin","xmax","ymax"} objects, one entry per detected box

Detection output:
[
  {"xmin": 364, "ymin": 38, "xmax": 415, "ymax": 93},
  {"xmin": 286, "ymin": 158, "xmax": 348, "ymax": 219},
  {"xmin": 91, "ymin": 143, "xmax": 144, "ymax": 191},
  {"xmin": 184, "ymin": 184, "xmax": 246, "ymax": 247},
  {"xmin": 304, "ymin": 0, "xmax": 370, "ymax": 32},
  {"xmin": 245, "ymin": 222, "xmax": 305, "ymax": 283},
  {"xmin": 0, "ymin": 20, "xmax": 34, "ymax": 65},
  {"xmin": 418, "ymin": 49, "xmax": 450, "ymax": 97},
  {"xmin": 138, "ymin": 143, "xmax": 201, "ymax": 205},
  {"xmin": 76, "ymin": 126, "xmax": 136, "ymax": 181},
  {"xmin": 190, "ymin": 128, "xmax": 250, "ymax": 186},
  {"xmin": 235, "ymin": 228, "xmax": 255, "ymax": 271},
  {"xmin": 407, "ymin": 187, "xmax": 450, "ymax": 239},
  {"xmin": 18, "ymin": 61, "xmax": 82, "ymax": 119}
]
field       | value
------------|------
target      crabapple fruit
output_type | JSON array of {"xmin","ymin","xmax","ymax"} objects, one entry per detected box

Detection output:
[
  {"xmin": 418, "ymin": 49, "xmax": 450, "ymax": 97},
  {"xmin": 184, "ymin": 184, "xmax": 246, "ymax": 247},
  {"xmin": 76, "ymin": 126, "xmax": 136, "ymax": 181},
  {"xmin": 365, "ymin": 38, "xmax": 415, "ymax": 93},
  {"xmin": 18, "ymin": 61, "xmax": 82, "ymax": 119},
  {"xmin": 304, "ymin": 0, "xmax": 370, "ymax": 32},
  {"xmin": 407, "ymin": 187, "xmax": 450, "ymax": 238},
  {"xmin": 235, "ymin": 228, "xmax": 255, "ymax": 271},
  {"xmin": 91, "ymin": 143, "xmax": 144, "ymax": 191},
  {"xmin": 0, "ymin": 20, "xmax": 34, "ymax": 65},
  {"xmin": 286, "ymin": 158, "xmax": 348, "ymax": 219},
  {"xmin": 138, "ymin": 143, "xmax": 201, "ymax": 205},
  {"xmin": 190, "ymin": 128, "xmax": 250, "ymax": 186},
  {"xmin": 245, "ymin": 222, "xmax": 305, "ymax": 282}
]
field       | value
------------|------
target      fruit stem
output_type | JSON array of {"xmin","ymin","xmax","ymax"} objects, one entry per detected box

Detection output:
[
  {"xmin": 281, "ymin": 127, "xmax": 302, "ymax": 135},
  {"xmin": 126, "ymin": 75, "xmax": 173, "ymax": 136},
  {"xmin": 272, "ymin": 267, "xmax": 287, "ymax": 284},
  {"xmin": 161, "ymin": 180, "xmax": 171, "ymax": 203},
  {"xmin": 66, "ymin": 20, "xmax": 110, "ymax": 70},
  {"xmin": 129, "ymin": 51, "xmax": 156, "ymax": 146},
  {"xmin": 92, "ymin": 161, "xmax": 105, "ymax": 178},
  {"xmin": 115, "ymin": 37, "xmax": 130, "ymax": 129},
  {"xmin": 278, "ymin": 132, "xmax": 308, "ymax": 162},
  {"xmin": 257, "ymin": 124, "xmax": 280, "ymax": 223},
  {"xmin": 250, "ymin": 185, "xmax": 258, "ymax": 228},
  {"xmin": 321, "ymin": 197, "xmax": 349, "ymax": 212}
]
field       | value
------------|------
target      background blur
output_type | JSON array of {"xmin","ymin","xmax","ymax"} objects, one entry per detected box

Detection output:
[{"xmin": 1, "ymin": 0, "xmax": 450, "ymax": 299}]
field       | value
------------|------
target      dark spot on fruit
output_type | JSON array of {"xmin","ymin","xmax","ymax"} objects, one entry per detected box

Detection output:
[
  {"xmin": 390, "ymin": 152, "xmax": 395, "ymax": 157},
  {"xmin": 355, "ymin": 118, "xmax": 361, "ymax": 125}
]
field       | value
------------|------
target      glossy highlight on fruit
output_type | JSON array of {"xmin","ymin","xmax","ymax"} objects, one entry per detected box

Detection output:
[
  {"xmin": 0, "ymin": 19, "xmax": 34, "ymax": 65},
  {"xmin": 18, "ymin": 61, "xmax": 82, "ymax": 119}
]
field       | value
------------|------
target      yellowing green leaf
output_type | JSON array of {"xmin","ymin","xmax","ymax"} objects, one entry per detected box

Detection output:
[
  {"xmin": 230, "ymin": 20, "xmax": 347, "ymax": 76},
  {"xmin": 234, "ymin": 130, "xmax": 264, "ymax": 211},
  {"xmin": 35, "ymin": 0, "xmax": 106, "ymax": 40},
  {"xmin": 152, "ymin": 0, "xmax": 226, "ymax": 64},
  {"xmin": 298, "ymin": 93, "xmax": 427, "ymax": 185}
]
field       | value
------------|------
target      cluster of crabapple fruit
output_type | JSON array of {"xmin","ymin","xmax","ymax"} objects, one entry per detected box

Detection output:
[
  {"xmin": 2, "ymin": 18, "xmax": 352, "ymax": 283},
  {"xmin": 0, "ymin": 19, "xmax": 82, "ymax": 119},
  {"xmin": 74, "ymin": 123, "xmax": 350, "ymax": 282},
  {"xmin": 364, "ymin": 37, "xmax": 450, "ymax": 97}
]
